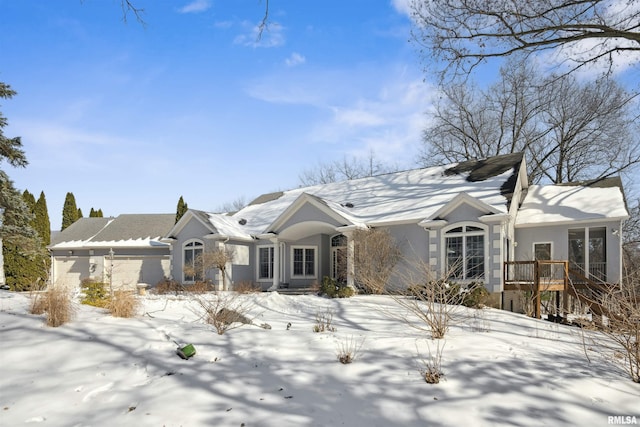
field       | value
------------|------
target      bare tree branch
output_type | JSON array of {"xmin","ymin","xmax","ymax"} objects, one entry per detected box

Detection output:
[
  {"xmin": 120, "ymin": 0, "xmax": 145, "ymax": 26},
  {"xmin": 419, "ymin": 58, "xmax": 640, "ymax": 186},
  {"xmin": 411, "ymin": 0, "xmax": 640, "ymax": 81}
]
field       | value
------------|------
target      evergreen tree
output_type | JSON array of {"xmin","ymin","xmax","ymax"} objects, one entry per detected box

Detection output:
[
  {"xmin": 175, "ymin": 196, "xmax": 188, "ymax": 223},
  {"xmin": 35, "ymin": 191, "xmax": 51, "ymax": 246},
  {"xmin": 61, "ymin": 192, "xmax": 79, "ymax": 231},
  {"xmin": 77, "ymin": 208, "xmax": 83, "ymax": 219},
  {"xmin": 22, "ymin": 190, "xmax": 36, "ymax": 213},
  {"xmin": 0, "ymin": 82, "xmax": 28, "ymax": 168},
  {"xmin": 0, "ymin": 81, "xmax": 42, "ymax": 289},
  {"xmin": 89, "ymin": 207, "xmax": 103, "ymax": 218},
  {"xmin": 1, "ymin": 176, "xmax": 45, "ymax": 290}
]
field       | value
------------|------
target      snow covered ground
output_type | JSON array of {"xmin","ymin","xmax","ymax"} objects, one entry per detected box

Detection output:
[{"xmin": 1, "ymin": 290, "xmax": 638, "ymax": 427}]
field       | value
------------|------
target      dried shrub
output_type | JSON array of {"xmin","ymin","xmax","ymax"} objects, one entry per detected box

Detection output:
[
  {"xmin": 44, "ymin": 286, "xmax": 74, "ymax": 327},
  {"xmin": 313, "ymin": 309, "xmax": 336, "ymax": 332},
  {"xmin": 336, "ymin": 335, "xmax": 365, "ymax": 364},
  {"xmin": 189, "ymin": 281, "xmax": 215, "ymax": 294},
  {"xmin": 108, "ymin": 290, "xmax": 139, "ymax": 318},
  {"xmin": 418, "ymin": 340, "xmax": 445, "ymax": 384},
  {"xmin": 234, "ymin": 281, "xmax": 262, "ymax": 294},
  {"xmin": 394, "ymin": 256, "xmax": 465, "ymax": 339},
  {"xmin": 29, "ymin": 291, "xmax": 47, "ymax": 315},
  {"xmin": 578, "ymin": 275, "xmax": 640, "ymax": 383},
  {"xmin": 152, "ymin": 278, "xmax": 184, "ymax": 295},
  {"xmin": 194, "ymin": 292, "xmax": 253, "ymax": 335},
  {"xmin": 80, "ymin": 278, "xmax": 110, "ymax": 308}
]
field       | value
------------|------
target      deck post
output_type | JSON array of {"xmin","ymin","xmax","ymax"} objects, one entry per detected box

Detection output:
[
  {"xmin": 534, "ymin": 260, "xmax": 541, "ymax": 319},
  {"xmin": 562, "ymin": 261, "xmax": 569, "ymax": 319}
]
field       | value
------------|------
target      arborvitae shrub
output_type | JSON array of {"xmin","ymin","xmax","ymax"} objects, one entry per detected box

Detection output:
[
  {"xmin": 462, "ymin": 283, "xmax": 490, "ymax": 308},
  {"xmin": 320, "ymin": 276, "xmax": 354, "ymax": 298},
  {"xmin": 80, "ymin": 278, "xmax": 110, "ymax": 307}
]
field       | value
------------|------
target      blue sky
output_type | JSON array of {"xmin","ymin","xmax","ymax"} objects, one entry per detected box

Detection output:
[
  {"xmin": 1, "ymin": 0, "xmax": 437, "ymax": 227},
  {"xmin": 1, "ymin": 1, "xmax": 638, "ymax": 229}
]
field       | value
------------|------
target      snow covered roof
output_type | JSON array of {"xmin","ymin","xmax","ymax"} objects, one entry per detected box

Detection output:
[
  {"xmin": 515, "ymin": 178, "xmax": 629, "ymax": 227},
  {"xmin": 49, "ymin": 214, "xmax": 175, "ymax": 249},
  {"xmin": 205, "ymin": 153, "xmax": 524, "ymax": 239}
]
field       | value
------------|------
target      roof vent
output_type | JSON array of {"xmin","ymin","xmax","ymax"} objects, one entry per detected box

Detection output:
[
  {"xmin": 238, "ymin": 218, "xmax": 247, "ymax": 225},
  {"xmin": 344, "ymin": 202, "xmax": 354, "ymax": 208}
]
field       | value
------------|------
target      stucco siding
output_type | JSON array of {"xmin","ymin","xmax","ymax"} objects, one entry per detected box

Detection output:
[
  {"xmin": 514, "ymin": 220, "xmax": 623, "ymax": 283},
  {"xmin": 278, "ymin": 203, "xmax": 344, "ymax": 231},
  {"xmin": 170, "ymin": 218, "xmax": 214, "ymax": 282}
]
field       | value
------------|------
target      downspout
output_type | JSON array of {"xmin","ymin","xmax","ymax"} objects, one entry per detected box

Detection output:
[{"xmin": 221, "ymin": 236, "xmax": 230, "ymax": 291}]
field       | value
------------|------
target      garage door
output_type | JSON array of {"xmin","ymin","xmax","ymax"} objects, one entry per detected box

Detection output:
[
  {"xmin": 106, "ymin": 256, "xmax": 170, "ymax": 290},
  {"xmin": 53, "ymin": 257, "xmax": 90, "ymax": 290}
]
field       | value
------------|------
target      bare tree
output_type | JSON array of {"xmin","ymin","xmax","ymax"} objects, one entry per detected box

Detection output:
[
  {"xmin": 299, "ymin": 152, "xmax": 398, "ymax": 186},
  {"xmin": 352, "ymin": 227, "xmax": 402, "ymax": 294},
  {"xmin": 623, "ymin": 199, "xmax": 640, "ymax": 273},
  {"xmin": 577, "ymin": 273, "xmax": 640, "ymax": 383},
  {"xmin": 183, "ymin": 246, "xmax": 235, "ymax": 290},
  {"xmin": 410, "ymin": 0, "xmax": 640, "ymax": 81},
  {"xmin": 420, "ymin": 59, "xmax": 546, "ymax": 169},
  {"xmin": 419, "ymin": 59, "xmax": 640, "ymax": 185},
  {"xmin": 216, "ymin": 196, "xmax": 247, "ymax": 214}
]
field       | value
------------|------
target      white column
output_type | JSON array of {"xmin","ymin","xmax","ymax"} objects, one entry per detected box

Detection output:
[
  {"xmin": 346, "ymin": 233, "xmax": 355, "ymax": 290},
  {"xmin": 268, "ymin": 237, "xmax": 280, "ymax": 291}
]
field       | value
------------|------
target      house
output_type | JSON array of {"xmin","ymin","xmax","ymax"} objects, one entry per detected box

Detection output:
[
  {"xmin": 49, "ymin": 214, "xmax": 175, "ymax": 290},
  {"xmin": 165, "ymin": 152, "xmax": 629, "ymax": 310},
  {"xmin": 49, "ymin": 153, "xmax": 629, "ymax": 315}
]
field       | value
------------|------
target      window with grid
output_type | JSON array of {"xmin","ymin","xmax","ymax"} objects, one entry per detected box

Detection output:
[
  {"xmin": 183, "ymin": 240, "xmax": 203, "ymax": 282},
  {"xmin": 445, "ymin": 225, "xmax": 485, "ymax": 280},
  {"xmin": 258, "ymin": 246, "xmax": 274, "ymax": 279},
  {"xmin": 292, "ymin": 247, "xmax": 316, "ymax": 277}
]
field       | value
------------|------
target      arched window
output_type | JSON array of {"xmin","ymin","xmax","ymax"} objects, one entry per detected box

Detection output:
[
  {"xmin": 183, "ymin": 240, "xmax": 204, "ymax": 283},
  {"xmin": 444, "ymin": 224, "xmax": 486, "ymax": 280},
  {"xmin": 331, "ymin": 234, "xmax": 347, "ymax": 282}
]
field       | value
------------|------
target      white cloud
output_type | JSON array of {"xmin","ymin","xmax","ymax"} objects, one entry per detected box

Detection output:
[
  {"xmin": 178, "ymin": 0, "xmax": 211, "ymax": 14},
  {"xmin": 285, "ymin": 52, "xmax": 306, "ymax": 67},
  {"xmin": 250, "ymin": 65, "xmax": 438, "ymax": 166},
  {"xmin": 390, "ymin": 0, "xmax": 412, "ymax": 17},
  {"xmin": 533, "ymin": 1, "xmax": 640, "ymax": 79},
  {"xmin": 234, "ymin": 22, "xmax": 285, "ymax": 48},
  {"xmin": 214, "ymin": 20, "xmax": 233, "ymax": 29},
  {"xmin": 536, "ymin": 37, "xmax": 640, "ymax": 79}
]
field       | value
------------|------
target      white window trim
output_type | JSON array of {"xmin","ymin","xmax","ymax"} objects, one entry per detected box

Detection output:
[
  {"xmin": 182, "ymin": 239, "xmax": 204, "ymax": 284},
  {"xmin": 533, "ymin": 242, "xmax": 553, "ymax": 260},
  {"xmin": 441, "ymin": 222, "xmax": 488, "ymax": 282},
  {"xmin": 290, "ymin": 245, "xmax": 318, "ymax": 279},
  {"xmin": 256, "ymin": 245, "xmax": 274, "ymax": 282}
]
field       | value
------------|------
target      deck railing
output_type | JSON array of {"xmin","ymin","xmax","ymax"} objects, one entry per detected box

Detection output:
[
  {"xmin": 504, "ymin": 260, "xmax": 569, "ymax": 318},
  {"xmin": 504, "ymin": 260, "xmax": 616, "ymax": 319},
  {"xmin": 504, "ymin": 260, "xmax": 569, "ymax": 287}
]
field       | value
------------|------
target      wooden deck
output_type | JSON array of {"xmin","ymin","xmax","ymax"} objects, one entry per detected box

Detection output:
[{"xmin": 503, "ymin": 260, "xmax": 616, "ymax": 319}]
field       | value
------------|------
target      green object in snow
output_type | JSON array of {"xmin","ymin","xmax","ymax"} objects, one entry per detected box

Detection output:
[{"xmin": 177, "ymin": 343, "xmax": 196, "ymax": 359}]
